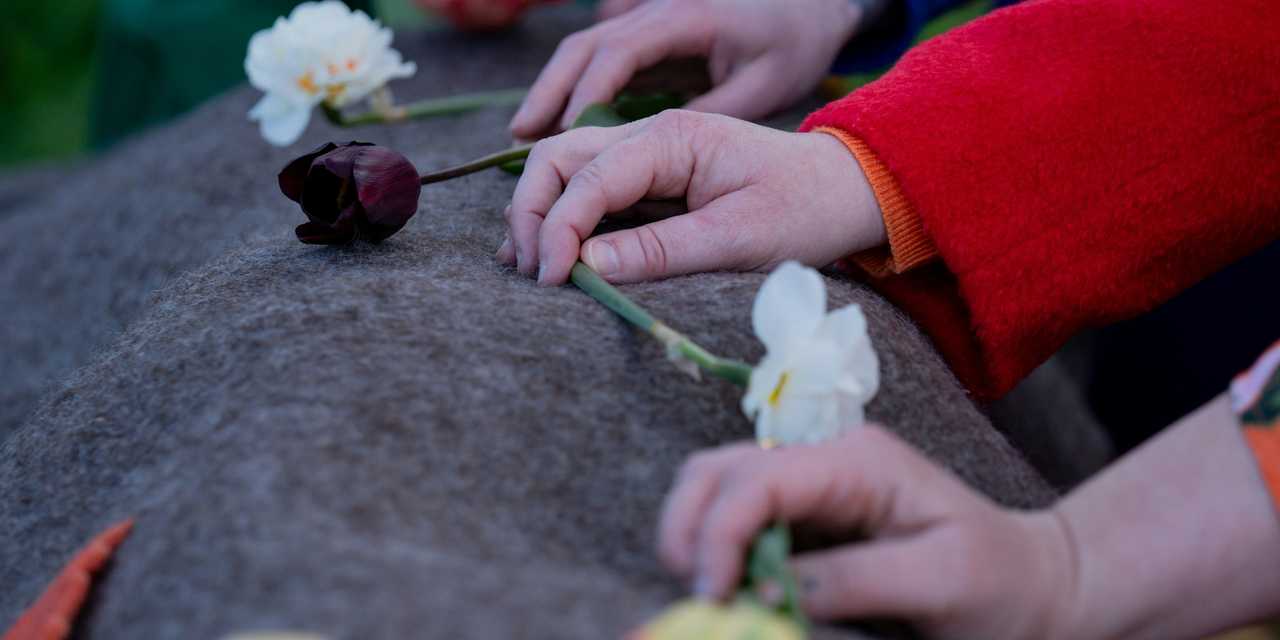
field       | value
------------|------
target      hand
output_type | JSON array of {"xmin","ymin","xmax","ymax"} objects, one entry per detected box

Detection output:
[
  {"xmin": 508, "ymin": 0, "xmax": 865, "ymax": 138},
  {"xmin": 497, "ymin": 109, "xmax": 886, "ymax": 285},
  {"xmin": 657, "ymin": 426, "xmax": 1078, "ymax": 639}
]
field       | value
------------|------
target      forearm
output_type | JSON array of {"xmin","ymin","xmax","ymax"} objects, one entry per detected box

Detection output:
[
  {"xmin": 1052, "ymin": 395, "xmax": 1280, "ymax": 639},
  {"xmin": 804, "ymin": 0, "xmax": 1280, "ymax": 399}
]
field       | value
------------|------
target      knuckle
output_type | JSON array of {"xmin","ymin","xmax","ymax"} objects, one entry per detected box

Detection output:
[
  {"xmin": 559, "ymin": 31, "xmax": 593, "ymax": 54},
  {"xmin": 570, "ymin": 162, "xmax": 609, "ymax": 195},
  {"xmin": 634, "ymin": 225, "xmax": 670, "ymax": 276},
  {"xmin": 527, "ymin": 138, "xmax": 556, "ymax": 165},
  {"xmin": 677, "ymin": 450, "xmax": 719, "ymax": 483}
]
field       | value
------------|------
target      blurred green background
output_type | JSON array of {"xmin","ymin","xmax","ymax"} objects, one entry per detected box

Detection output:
[
  {"xmin": 0, "ymin": 0, "xmax": 435, "ymax": 169},
  {"xmin": 0, "ymin": 0, "xmax": 978, "ymax": 170}
]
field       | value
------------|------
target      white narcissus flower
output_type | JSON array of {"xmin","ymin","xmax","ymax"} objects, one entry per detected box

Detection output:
[
  {"xmin": 742, "ymin": 262, "xmax": 879, "ymax": 446},
  {"xmin": 245, "ymin": 1, "xmax": 417, "ymax": 146}
]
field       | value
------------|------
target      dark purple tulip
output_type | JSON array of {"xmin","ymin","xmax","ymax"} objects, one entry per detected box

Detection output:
[{"xmin": 279, "ymin": 141, "xmax": 422, "ymax": 245}]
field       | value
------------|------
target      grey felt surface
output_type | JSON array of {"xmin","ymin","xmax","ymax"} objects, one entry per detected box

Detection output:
[{"xmin": 0, "ymin": 6, "xmax": 1080, "ymax": 639}]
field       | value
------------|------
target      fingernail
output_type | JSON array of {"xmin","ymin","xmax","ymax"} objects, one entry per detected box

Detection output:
[
  {"xmin": 495, "ymin": 236, "xmax": 513, "ymax": 263},
  {"xmin": 584, "ymin": 240, "xmax": 620, "ymax": 277},
  {"xmin": 537, "ymin": 262, "xmax": 547, "ymax": 284}
]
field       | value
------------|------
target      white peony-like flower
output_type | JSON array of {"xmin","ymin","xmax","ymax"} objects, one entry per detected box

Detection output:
[
  {"xmin": 741, "ymin": 262, "xmax": 879, "ymax": 446},
  {"xmin": 245, "ymin": 1, "xmax": 417, "ymax": 146}
]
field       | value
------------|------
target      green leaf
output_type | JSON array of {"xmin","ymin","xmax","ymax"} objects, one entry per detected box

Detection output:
[
  {"xmin": 498, "ymin": 93, "xmax": 686, "ymax": 176},
  {"xmin": 612, "ymin": 92, "xmax": 686, "ymax": 121}
]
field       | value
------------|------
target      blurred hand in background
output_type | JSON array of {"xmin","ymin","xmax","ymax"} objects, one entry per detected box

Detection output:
[{"xmin": 508, "ymin": 0, "xmax": 872, "ymax": 139}]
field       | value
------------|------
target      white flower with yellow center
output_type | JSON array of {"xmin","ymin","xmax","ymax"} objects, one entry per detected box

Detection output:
[
  {"xmin": 742, "ymin": 262, "xmax": 879, "ymax": 446},
  {"xmin": 245, "ymin": 1, "xmax": 417, "ymax": 146}
]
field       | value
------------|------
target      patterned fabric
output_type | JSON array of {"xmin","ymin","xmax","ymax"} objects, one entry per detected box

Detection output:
[{"xmin": 1233, "ymin": 341, "xmax": 1280, "ymax": 509}]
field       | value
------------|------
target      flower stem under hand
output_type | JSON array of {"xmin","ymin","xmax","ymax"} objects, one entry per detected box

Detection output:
[
  {"xmin": 321, "ymin": 88, "xmax": 528, "ymax": 127},
  {"xmin": 419, "ymin": 144, "xmax": 534, "ymax": 185},
  {"xmin": 569, "ymin": 261, "xmax": 753, "ymax": 387}
]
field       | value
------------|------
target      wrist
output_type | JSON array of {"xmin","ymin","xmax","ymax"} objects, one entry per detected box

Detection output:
[
  {"xmin": 807, "ymin": 130, "xmax": 887, "ymax": 260},
  {"xmin": 1015, "ymin": 510, "xmax": 1084, "ymax": 640}
]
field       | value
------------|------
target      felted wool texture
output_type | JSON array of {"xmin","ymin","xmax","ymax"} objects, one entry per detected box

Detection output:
[
  {"xmin": 803, "ymin": 0, "xmax": 1280, "ymax": 401},
  {"xmin": 0, "ymin": 5, "xmax": 1110, "ymax": 479},
  {"xmin": 0, "ymin": 5, "xmax": 1080, "ymax": 637},
  {"xmin": 0, "ymin": 232, "xmax": 1053, "ymax": 638}
]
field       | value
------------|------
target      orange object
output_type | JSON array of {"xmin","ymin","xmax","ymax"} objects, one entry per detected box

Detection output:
[
  {"xmin": 1235, "ymin": 341, "xmax": 1280, "ymax": 512},
  {"xmin": 814, "ymin": 127, "xmax": 937, "ymax": 277},
  {"xmin": 2, "ymin": 519, "xmax": 134, "ymax": 640}
]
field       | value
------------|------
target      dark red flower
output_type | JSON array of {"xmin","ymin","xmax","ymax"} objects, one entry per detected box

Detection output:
[{"xmin": 279, "ymin": 142, "xmax": 422, "ymax": 245}]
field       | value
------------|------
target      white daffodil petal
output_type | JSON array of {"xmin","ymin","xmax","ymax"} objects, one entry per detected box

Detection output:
[
  {"xmin": 752, "ymin": 262, "xmax": 826, "ymax": 355},
  {"xmin": 767, "ymin": 391, "xmax": 836, "ymax": 446},
  {"xmin": 742, "ymin": 354, "xmax": 787, "ymax": 419},
  {"xmin": 243, "ymin": 0, "xmax": 417, "ymax": 142},
  {"xmin": 819, "ymin": 304, "xmax": 880, "ymax": 402},
  {"xmin": 250, "ymin": 94, "xmax": 313, "ymax": 146}
]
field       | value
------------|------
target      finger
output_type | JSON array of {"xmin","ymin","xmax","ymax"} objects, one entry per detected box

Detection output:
[
  {"xmin": 510, "ymin": 29, "xmax": 601, "ymax": 138},
  {"xmin": 658, "ymin": 443, "xmax": 760, "ymax": 578},
  {"xmin": 557, "ymin": 20, "xmax": 690, "ymax": 131},
  {"xmin": 535, "ymin": 125, "xmax": 695, "ymax": 284},
  {"xmin": 597, "ymin": 0, "xmax": 646, "ymax": 20},
  {"xmin": 691, "ymin": 428, "xmax": 939, "ymax": 600},
  {"xmin": 508, "ymin": 125, "xmax": 637, "ymax": 276},
  {"xmin": 790, "ymin": 541, "xmax": 948, "ymax": 621},
  {"xmin": 580, "ymin": 190, "xmax": 771, "ymax": 284},
  {"xmin": 684, "ymin": 59, "xmax": 786, "ymax": 121},
  {"xmin": 496, "ymin": 233, "xmax": 515, "ymax": 266}
]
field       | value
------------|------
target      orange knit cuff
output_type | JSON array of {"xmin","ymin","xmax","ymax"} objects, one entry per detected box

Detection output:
[
  {"xmin": 814, "ymin": 126, "xmax": 937, "ymax": 277},
  {"xmin": 1234, "ymin": 341, "xmax": 1280, "ymax": 514}
]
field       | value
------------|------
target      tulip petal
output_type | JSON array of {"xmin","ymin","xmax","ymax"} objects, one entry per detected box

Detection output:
[
  {"xmin": 279, "ymin": 142, "xmax": 338, "ymax": 203},
  {"xmin": 751, "ymin": 262, "xmax": 825, "ymax": 355},
  {"xmin": 352, "ymin": 148, "xmax": 422, "ymax": 241},
  {"xmin": 299, "ymin": 145, "xmax": 368, "ymax": 223},
  {"xmin": 296, "ymin": 221, "xmax": 355, "ymax": 245}
]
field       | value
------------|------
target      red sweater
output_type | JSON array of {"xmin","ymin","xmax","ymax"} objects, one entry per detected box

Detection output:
[{"xmin": 801, "ymin": 0, "xmax": 1280, "ymax": 401}]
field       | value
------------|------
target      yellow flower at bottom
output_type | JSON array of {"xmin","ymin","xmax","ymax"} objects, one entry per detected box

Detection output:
[{"xmin": 629, "ymin": 599, "xmax": 805, "ymax": 640}]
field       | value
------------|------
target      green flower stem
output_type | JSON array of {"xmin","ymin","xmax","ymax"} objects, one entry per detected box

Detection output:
[
  {"xmin": 569, "ymin": 262, "xmax": 753, "ymax": 387},
  {"xmin": 321, "ymin": 88, "xmax": 527, "ymax": 127},
  {"xmin": 419, "ymin": 144, "xmax": 533, "ymax": 185}
]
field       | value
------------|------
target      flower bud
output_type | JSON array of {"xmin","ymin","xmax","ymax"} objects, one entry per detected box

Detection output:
[{"xmin": 278, "ymin": 141, "xmax": 422, "ymax": 245}]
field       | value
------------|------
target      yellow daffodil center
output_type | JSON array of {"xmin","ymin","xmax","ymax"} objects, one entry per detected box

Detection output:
[{"xmin": 768, "ymin": 371, "xmax": 790, "ymax": 408}]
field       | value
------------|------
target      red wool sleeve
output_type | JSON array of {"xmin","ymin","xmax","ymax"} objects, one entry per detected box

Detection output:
[{"xmin": 802, "ymin": 0, "xmax": 1280, "ymax": 401}]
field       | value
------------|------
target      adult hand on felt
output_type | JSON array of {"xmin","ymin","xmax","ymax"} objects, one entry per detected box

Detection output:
[
  {"xmin": 498, "ymin": 110, "xmax": 886, "ymax": 285},
  {"xmin": 658, "ymin": 397, "xmax": 1280, "ymax": 640},
  {"xmin": 508, "ymin": 0, "xmax": 865, "ymax": 138},
  {"xmin": 656, "ymin": 426, "xmax": 1075, "ymax": 639}
]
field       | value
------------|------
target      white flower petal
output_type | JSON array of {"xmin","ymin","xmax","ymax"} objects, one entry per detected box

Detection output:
[
  {"xmin": 244, "ymin": 1, "xmax": 417, "ymax": 139},
  {"xmin": 249, "ymin": 94, "xmax": 313, "ymax": 146},
  {"xmin": 741, "ymin": 354, "xmax": 787, "ymax": 419},
  {"xmin": 764, "ymin": 392, "xmax": 839, "ymax": 446},
  {"xmin": 818, "ymin": 304, "xmax": 880, "ymax": 403},
  {"xmin": 752, "ymin": 262, "xmax": 826, "ymax": 355}
]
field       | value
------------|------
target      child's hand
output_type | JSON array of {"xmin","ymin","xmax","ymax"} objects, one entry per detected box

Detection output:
[
  {"xmin": 508, "ymin": 0, "xmax": 866, "ymax": 138},
  {"xmin": 658, "ymin": 426, "xmax": 1078, "ymax": 640},
  {"xmin": 498, "ymin": 110, "xmax": 886, "ymax": 285}
]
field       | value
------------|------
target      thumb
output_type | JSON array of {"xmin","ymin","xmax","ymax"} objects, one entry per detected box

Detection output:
[{"xmin": 580, "ymin": 196, "xmax": 763, "ymax": 283}]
